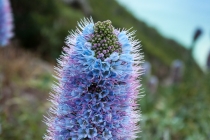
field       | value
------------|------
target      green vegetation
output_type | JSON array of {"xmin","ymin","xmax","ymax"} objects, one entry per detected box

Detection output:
[
  {"xmin": 11, "ymin": 0, "xmax": 83, "ymax": 59},
  {"xmin": 1, "ymin": 0, "xmax": 209, "ymax": 140},
  {"xmin": 139, "ymin": 72, "xmax": 210, "ymax": 140}
]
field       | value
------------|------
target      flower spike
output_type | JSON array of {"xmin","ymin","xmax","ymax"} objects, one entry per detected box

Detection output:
[
  {"xmin": 0, "ymin": 0, "xmax": 14, "ymax": 46},
  {"xmin": 44, "ymin": 18, "xmax": 144, "ymax": 140}
]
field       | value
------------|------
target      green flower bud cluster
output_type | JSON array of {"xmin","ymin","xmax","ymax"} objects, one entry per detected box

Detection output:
[{"xmin": 90, "ymin": 20, "xmax": 122, "ymax": 60}]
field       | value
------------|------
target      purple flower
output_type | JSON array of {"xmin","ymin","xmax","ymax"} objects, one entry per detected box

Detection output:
[
  {"xmin": 0, "ymin": 0, "xmax": 14, "ymax": 46},
  {"xmin": 92, "ymin": 114, "xmax": 103, "ymax": 124},
  {"xmin": 44, "ymin": 18, "xmax": 143, "ymax": 140},
  {"xmin": 78, "ymin": 128, "xmax": 88, "ymax": 138},
  {"xmin": 87, "ymin": 128, "xmax": 97, "ymax": 138},
  {"xmin": 103, "ymin": 129, "xmax": 112, "ymax": 139}
]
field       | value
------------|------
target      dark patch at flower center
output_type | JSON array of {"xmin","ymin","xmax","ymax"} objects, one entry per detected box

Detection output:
[
  {"xmin": 88, "ymin": 83, "xmax": 102, "ymax": 93},
  {"xmin": 89, "ymin": 20, "xmax": 122, "ymax": 60},
  {"xmin": 80, "ymin": 137, "xmax": 89, "ymax": 140}
]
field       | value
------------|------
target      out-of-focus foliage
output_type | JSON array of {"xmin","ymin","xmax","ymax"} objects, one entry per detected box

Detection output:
[
  {"xmin": 0, "ymin": 46, "xmax": 53, "ymax": 140},
  {"xmin": 140, "ymin": 71, "xmax": 210, "ymax": 140},
  {"xmin": 11, "ymin": 0, "xmax": 83, "ymax": 59}
]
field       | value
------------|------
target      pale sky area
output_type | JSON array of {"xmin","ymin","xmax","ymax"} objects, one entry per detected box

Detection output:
[{"xmin": 116, "ymin": 0, "xmax": 210, "ymax": 70}]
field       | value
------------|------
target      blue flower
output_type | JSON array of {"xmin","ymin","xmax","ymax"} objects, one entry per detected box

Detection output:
[
  {"xmin": 45, "ymin": 19, "xmax": 143, "ymax": 140},
  {"xmin": 92, "ymin": 69, "xmax": 100, "ymax": 76},
  {"xmin": 87, "ymin": 71, "xmax": 94, "ymax": 79},
  {"xmin": 84, "ymin": 93, "xmax": 95, "ymax": 102},
  {"xmin": 71, "ymin": 135, "xmax": 79, "ymax": 140},
  {"xmin": 93, "ymin": 59, "xmax": 102, "ymax": 70},
  {"xmin": 75, "ymin": 35, "xmax": 86, "ymax": 50},
  {"xmin": 84, "ymin": 42, "xmax": 92, "ymax": 49},
  {"xmin": 102, "ymin": 70, "xmax": 110, "ymax": 78},
  {"xmin": 77, "ymin": 118, "xmax": 89, "ymax": 128},
  {"xmin": 92, "ymin": 114, "xmax": 103, "ymax": 124},
  {"xmin": 0, "ymin": 0, "xmax": 14, "ymax": 46},
  {"xmin": 97, "ymin": 80, "xmax": 105, "ymax": 86},
  {"xmin": 58, "ymin": 104, "xmax": 72, "ymax": 116},
  {"xmin": 103, "ymin": 129, "xmax": 112, "ymax": 140},
  {"xmin": 70, "ymin": 90, "xmax": 81, "ymax": 98},
  {"xmin": 78, "ymin": 128, "xmax": 88, "ymax": 138},
  {"xmin": 87, "ymin": 128, "xmax": 97, "ymax": 138},
  {"xmin": 75, "ymin": 98, "xmax": 83, "ymax": 105},
  {"xmin": 109, "ymin": 70, "xmax": 117, "ymax": 78},
  {"xmin": 119, "ymin": 54, "xmax": 133, "ymax": 63},
  {"xmin": 82, "ymin": 23, "xmax": 94, "ymax": 36},
  {"xmin": 84, "ymin": 56, "xmax": 96, "ymax": 70},
  {"xmin": 55, "ymin": 134, "xmax": 66, "ymax": 140},
  {"xmin": 101, "ymin": 61, "xmax": 110, "ymax": 71},
  {"xmin": 82, "ymin": 48, "xmax": 94, "ymax": 57},
  {"xmin": 118, "ymin": 31, "xmax": 132, "ymax": 53},
  {"xmin": 109, "ymin": 52, "xmax": 120, "ymax": 61},
  {"xmin": 102, "ymin": 102, "xmax": 111, "ymax": 111},
  {"xmin": 93, "ymin": 102, "xmax": 104, "ymax": 112},
  {"xmin": 83, "ymin": 110, "xmax": 92, "ymax": 118},
  {"xmin": 99, "ymin": 90, "xmax": 109, "ymax": 98},
  {"xmin": 110, "ymin": 61, "xmax": 124, "ymax": 74},
  {"xmin": 62, "ymin": 118, "xmax": 74, "ymax": 129}
]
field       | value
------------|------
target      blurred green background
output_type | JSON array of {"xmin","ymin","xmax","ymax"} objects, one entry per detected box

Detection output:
[{"xmin": 1, "ymin": 0, "xmax": 210, "ymax": 140}]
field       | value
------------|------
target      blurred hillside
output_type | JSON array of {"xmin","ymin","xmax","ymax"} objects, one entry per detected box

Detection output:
[
  {"xmin": 11, "ymin": 0, "xmax": 201, "ymax": 78},
  {"xmin": 1, "ymin": 0, "xmax": 209, "ymax": 140}
]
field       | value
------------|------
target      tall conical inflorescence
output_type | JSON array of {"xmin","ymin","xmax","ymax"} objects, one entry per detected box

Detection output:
[
  {"xmin": 0, "ymin": 0, "xmax": 14, "ymax": 46},
  {"xmin": 44, "ymin": 18, "xmax": 143, "ymax": 140}
]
